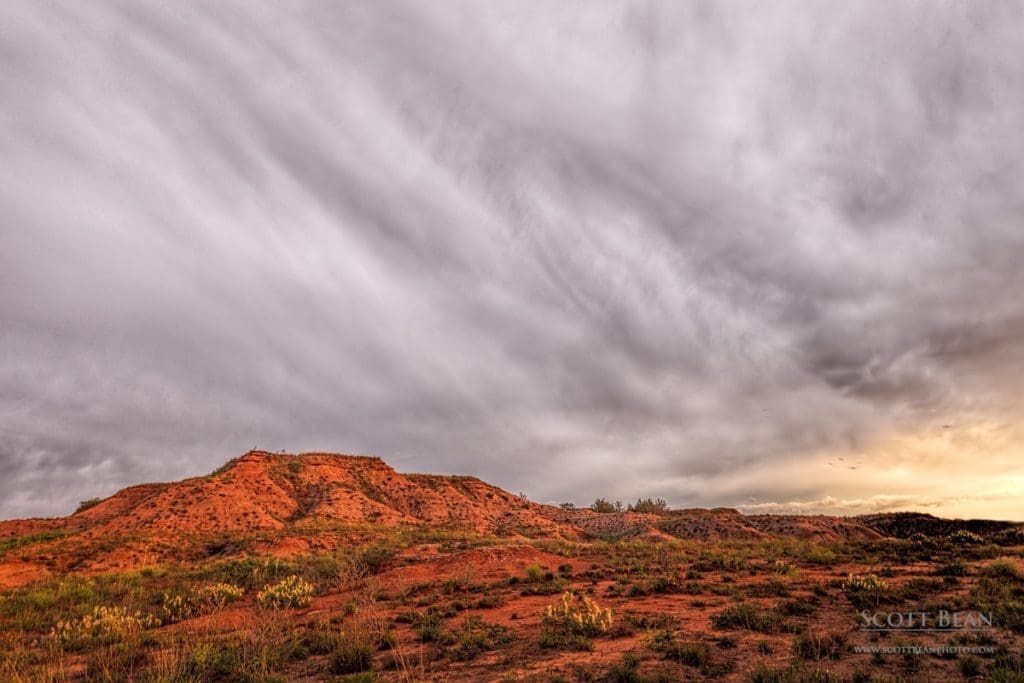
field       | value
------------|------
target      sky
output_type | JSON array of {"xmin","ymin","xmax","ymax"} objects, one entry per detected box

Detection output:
[{"xmin": 2, "ymin": 1, "xmax": 1023, "ymax": 521}]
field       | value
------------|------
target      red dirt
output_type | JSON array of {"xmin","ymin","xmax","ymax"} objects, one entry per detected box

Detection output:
[
  {"xmin": 381, "ymin": 544, "xmax": 572, "ymax": 586},
  {"xmin": 0, "ymin": 559, "xmax": 50, "ymax": 590}
]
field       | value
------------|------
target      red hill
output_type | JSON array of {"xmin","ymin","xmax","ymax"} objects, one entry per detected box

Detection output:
[{"xmin": 2, "ymin": 450, "xmax": 889, "ymax": 579}]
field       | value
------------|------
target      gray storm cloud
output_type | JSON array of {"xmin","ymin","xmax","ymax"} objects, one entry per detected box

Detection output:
[{"xmin": 2, "ymin": 1, "xmax": 1023, "ymax": 519}]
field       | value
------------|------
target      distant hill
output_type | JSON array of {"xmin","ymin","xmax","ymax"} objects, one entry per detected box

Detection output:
[
  {"xmin": 855, "ymin": 511, "xmax": 1024, "ymax": 540},
  {"xmin": 2, "ymin": 450, "xmax": 1019, "ymax": 581}
]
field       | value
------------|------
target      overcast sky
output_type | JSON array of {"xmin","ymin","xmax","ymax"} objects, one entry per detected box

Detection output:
[{"xmin": 2, "ymin": 2, "xmax": 1023, "ymax": 520}]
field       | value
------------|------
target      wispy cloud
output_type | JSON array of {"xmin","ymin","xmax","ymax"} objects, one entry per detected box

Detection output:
[{"xmin": 2, "ymin": 2, "xmax": 1023, "ymax": 519}]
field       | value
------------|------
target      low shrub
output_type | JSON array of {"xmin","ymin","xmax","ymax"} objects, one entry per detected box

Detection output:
[
  {"xmin": 474, "ymin": 593, "xmax": 503, "ymax": 609},
  {"xmin": 447, "ymin": 616, "xmax": 509, "ymax": 662},
  {"xmin": 161, "ymin": 582, "xmax": 245, "ymax": 623},
  {"xmin": 794, "ymin": 631, "xmax": 847, "ymax": 660},
  {"xmin": 970, "ymin": 570, "xmax": 1024, "ymax": 634},
  {"xmin": 628, "ymin": 576, "xmax": 679, "ymax": 597},
  {"xmin": 948, "ymin": 530, "xmax": 985, "ymax": 546},
  {"xmin": 417, "ymin": 611, "xmax": 447, "ymax": 643},
  {"xmin": 716, "ymin": 635, "xmax": 737, "ymax": 649},
  {"xmin": 75, "ymin": 498, "xmax": 103, "ymax": 514},
  {"xmin": 801, "ymin": 546, "xmax": 838, "ymax": 566},
  {"xmin": 996, "ymin": 528, "xmax": 1024, "ymax": 546},
  {"xmin": 936, "ymin": 560, "xmax": 970, "ymax": 578},
  {"xmin": 329, "ymin": 638, "xmax": 374, "ymax": 675},
  {"xmin": 441, "ymin": 576, "xmax": 470, "ymax": 594},
  {"xmin": 843, "ymin": 573, "xmax": 889, "ymax": 608},
  {"xmin": 711, "ymin": 604, "xmax": 787, "ymax": 633},
  {"xmin": 983, "ymin": 560, "xmax": 1023, "ymax": 581},
  {"xmin": 771, "ymin": 560, "xmax": 798, "ymax": 575},
  {"xmin": 185, "ymin": 642, "xmax": 243, "ymax": 679},
  {"xmin": 747, "ymin": 578, "xmax": 790, "ymax": 598},
  {"xmin": 663, "ymin": 641, "xmax": 710, "ymax": 667},
  {"xmin": 51, "ymin": 606, "xmax": 158, "ymax": 650},
  {"xmin": 780, "ymin": 598, "xmax": 818, "ymax": 617},
  {"xmin": 544, "ymin": 591, "xmax": 613, "ymax": 636},
  {"xmin": 204, "ymin": 557, "xmax": 296, "ymax": 590},
  {"xmin": 604, "ymin": 653, "xmax": 643, "ymax": 682},
  {"xmin": 359, "ymin": 545, "xmax": 397, "ymax": 574},
  {"xmin": 958, "ymin": 655, "xmax": 983, "ymax": 678},
  {"xmin": 256, "ymin": 575, "xmax": 314, "ymax": 609},
  {"xmin": 540, "ymin": 592, "xmax": 613, "ymax": 650}
]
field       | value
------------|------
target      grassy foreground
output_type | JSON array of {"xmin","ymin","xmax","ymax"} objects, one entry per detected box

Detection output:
[{"xmin": 2, "ymin": 525, "xmax": 1023, "ymax": 681}]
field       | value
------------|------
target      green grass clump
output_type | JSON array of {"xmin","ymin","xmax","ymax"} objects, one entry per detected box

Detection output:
[
  {"xmin": 983, "ymin": 560, "xmax": 1023, "ymax": 581},
  {"xmin": 0, "ymin": 530, "xmax": 66, "ymax": 556},
  {"xmin": 935, "ymin": 560, "xmax": 970, "ymax": 577},
  {"xmin": 970, "ymin": 564, "xmax": 1024, "ymax": 634},
  {"xmin": 664, "ymin": 641, "xmax": 710, "ymax": 667},
  {"xmin": 517, "ymin": 565, "xmax": 565, "ymax": 595},
  {"xmin": 524, "ymin": 564, "xmax": 544, "ymax": 582},
  {"xmin": 329, "ymin": 639, "xmax": 374, "ymax": 675},
  {"xmin": 958, "ymin": 655, "xmax": 983, "ymax": 679},
  {"xmin": 800, "ymin": 547, "xmax": 838, "ymax": 566},
  {"xmin": 441, "ymin": 576, "xmax": 471, "ymax": 594},
  {"xmin": 747, "ymin": 578, "xmax": 790, "ymax": 598},
  {"xmin": 201, "ymin": 557, "xmax": 297, "ymax": 590},
  {"xmin": 416, "ymin": 611, "xmax": 448, "ymax": 643},
  {"xmin": 603, "ymin": 653, "xmax": 643, "ymax": 682},
  {"xmin": 711, "ymin": 604, "xmax": 788, "ymax": 633},
  {"xmin": 185, "ymin": 642, "xmax": 244, "ymax": 679},
  {"xmin": 780, "ymin": 598, "xmax": 819, "ymax": 617},
  {"xmin": 793, "ymin": 631, "xmax": 846, "ymax": 661},
  {"xmin": 447, "ymin": 616, "xmax": 510, "ymax": 661},
  {"xmin": 358, "ymin": 545, "xmax": 397, "ymax": 574}
]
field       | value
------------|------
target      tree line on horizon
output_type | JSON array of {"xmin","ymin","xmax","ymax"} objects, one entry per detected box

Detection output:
[{"xmin": 559, "ymin": 497, "xmax": 670, "ymax": 514}]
